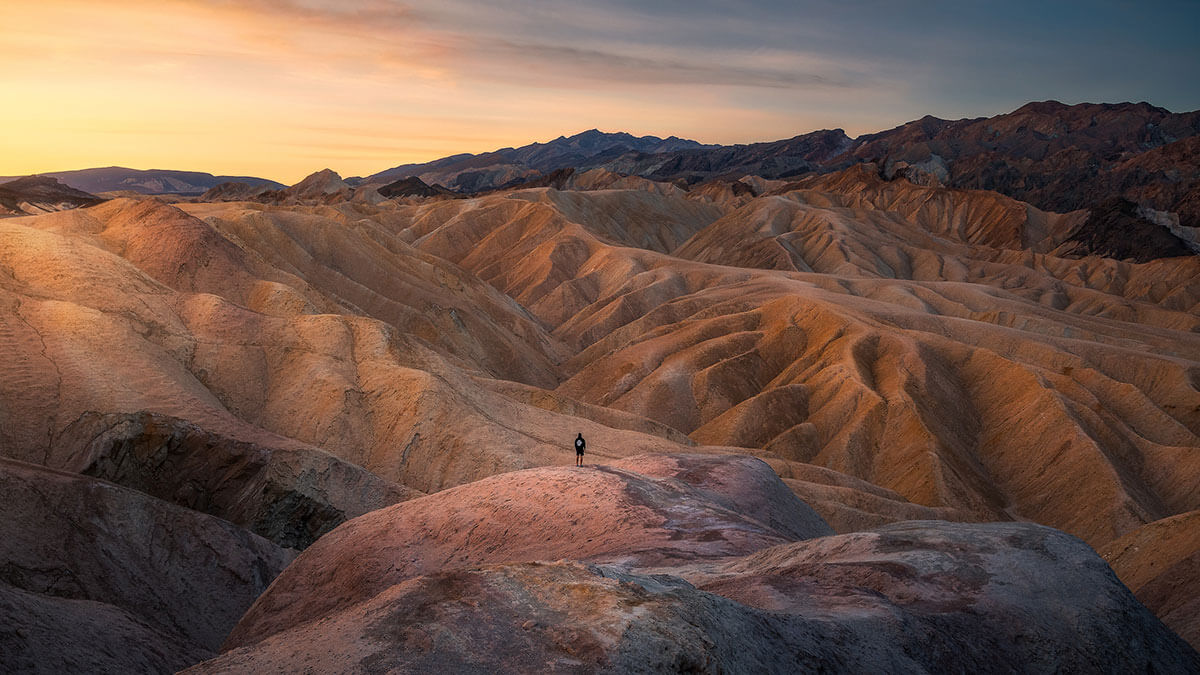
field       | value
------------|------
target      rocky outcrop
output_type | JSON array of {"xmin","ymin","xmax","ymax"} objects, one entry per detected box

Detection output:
[
  {"xmin": 52, "ymin": 411, "xmax": 419, "ymax": 549},
  {"xmin": 224, "ymin": 455, "xmax": 832, "ymax": 649},
  {"xmin": 1055, "ymin": 197, "xmax": 1194, "ymax": 262},
  {"xmin": 246, "ymin": 169, "xmax": 353, "ymax": 203},
  {"xmin": 0, "ymin": 175, "xmax": 103, "ymax": 216},
  {"xmin": 377, "ymin": 175, "xmax": 457, "ymax": 199},
  {"xmin": 0, "ymin": 458, "xmax": 293, "ymax": 673},
  {"xmin": 193, "ymin": 515, "xmax": 1199, "ymax": 673}
]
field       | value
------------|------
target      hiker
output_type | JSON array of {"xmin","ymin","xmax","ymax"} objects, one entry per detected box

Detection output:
[{"xmin": 574, "ymin": 432, "xmax": 586, "ymax": 466}]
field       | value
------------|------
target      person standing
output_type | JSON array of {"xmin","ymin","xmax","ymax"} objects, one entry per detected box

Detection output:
[{"xmin": 574, "ymin": 433, "xmax": 586, "ymax": 466}]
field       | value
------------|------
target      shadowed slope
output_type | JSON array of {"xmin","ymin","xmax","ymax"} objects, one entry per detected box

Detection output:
[
  {"xmin": 1102, "ymin": 510, "xmax": 1200, "ymax": 650},
  {"xmin": 0, "ymin": 458, "xmax": 293, "ymax": 673}
]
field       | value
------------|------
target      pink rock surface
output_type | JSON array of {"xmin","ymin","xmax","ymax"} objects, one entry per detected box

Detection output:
[
  {"xmin": 226, "ymin": 455, "xmax": 831, "ymax": 649},
  {"xmin": 191, "ymin": 521, "xmax": 1200, "ymax": 673}
]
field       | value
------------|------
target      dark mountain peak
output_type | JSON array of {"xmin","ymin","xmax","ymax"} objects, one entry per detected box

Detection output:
[
  {"xmin": 571, "ymin": 128, "xmax": 605, "ymax": 138},
  {"xmin": 561, "ymin": 129, "xmax": 641, "ymax": 150},
  {"xmin": 377, "ymin": 176, "xmax": 455, "ymax": 199},
  {"xmin": 1012, "ymin": 100, "xmax": 1070, "ymax": 115},
  {"xmin": 1011, "ymin": 100, "xmax": 1173, "ymax": 118},
  {"xmin": 1110, "ymin": 100, "xmax": 1171, "ymax": 115}
]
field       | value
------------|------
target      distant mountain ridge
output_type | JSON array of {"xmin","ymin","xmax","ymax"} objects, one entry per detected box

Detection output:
[
  {"xmin": 364, "ymin": 128, "xmax": 713, "ymax": 191},
  {"xmin": 0, "ymin": 167, "xmax": 285, "ymax": 196},
  {"xmin": 364, "ymin": 101, "xmax": 1200, "ymax": 228}
]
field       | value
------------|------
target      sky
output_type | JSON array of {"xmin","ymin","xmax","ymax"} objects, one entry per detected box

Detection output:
[{"xmin": 2, "ymin": 0, "xmax": 1198, "ymax": 183}]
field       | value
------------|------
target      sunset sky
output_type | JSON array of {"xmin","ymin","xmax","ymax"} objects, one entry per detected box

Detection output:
[{"xmin": 3, "ymin": 0, "xmax": 1198, "ymax": 183}]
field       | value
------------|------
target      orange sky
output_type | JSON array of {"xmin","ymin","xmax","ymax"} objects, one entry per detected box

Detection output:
[
  {"xmin": 0, "ymin": 0, "xmax": 895, "ymax": 182},
  {"xmin": 3, "ymin": 0, "xmax": 1197, "ymax": 183}
]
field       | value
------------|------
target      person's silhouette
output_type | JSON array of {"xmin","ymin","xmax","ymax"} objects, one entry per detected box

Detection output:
[{"xmin": 574, "ymin": 433, "xmax": 586, "ymax": 466}]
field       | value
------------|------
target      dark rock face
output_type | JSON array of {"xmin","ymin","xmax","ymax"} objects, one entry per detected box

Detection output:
[
  {"xmin": 53, "ymin": 411, "xmax": 418, "ymax": 550},
  {"xmin": 190, "ymin": 520, "xmax": 1200, "ymax": 674},
  {"xmin": 0, "ymin": 584, "xmax": 210, "ymax": 675},
  {"xmin": 1056, "ymin": 197, "xmax": 1193, "ymax": 262},
  {"xmin": 603, "ymin": 129, "xmax": 854, "ymax": 184},
  {"xmin": 495, "ymin": 166, "xmax": 578, "ymax": 191},
  {"xmin": 377, "ymin": 175, "xmax": 456, "ymax": 198},
  {"xmin": 368, "ymin": 129, "xmax": 710, "ymax": 185},
  {"xmin": 0, "ymin": 175, "xmax": 104, "ymax": 216},
  {"xmin": 0, "ymin": 457, "xmax": 294, "ymax": 673}
]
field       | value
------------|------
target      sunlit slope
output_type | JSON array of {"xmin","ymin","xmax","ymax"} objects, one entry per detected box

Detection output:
[{"xmin": 393, "ymin": 179, "xmax": 1199, "ymax": 548}]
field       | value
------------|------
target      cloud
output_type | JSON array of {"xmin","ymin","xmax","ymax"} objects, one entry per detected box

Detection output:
[
  {"xmin": 470, "ymin": 40, "xmax": 860, "ymax": 89},
  {"xmin": 146, "ymin": 0, "xmax": 867, "ymax": 91}
]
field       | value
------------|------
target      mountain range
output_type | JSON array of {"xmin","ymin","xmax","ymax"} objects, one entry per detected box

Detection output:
[
  {"xmin": 0, "ymin": 167, "xmax": 285, "ymax": 196},
  {"xmin": 9, "ymin": 101, "xmax": 1199, "ymax": 227},
  {"xmin": 357, "ymin": 101, "xmax": 1200, "ymax": 228}
]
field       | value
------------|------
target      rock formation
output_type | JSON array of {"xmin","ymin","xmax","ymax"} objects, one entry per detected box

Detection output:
[
  {"xmin": 224, "ymin": 454, "xmax": 833, "ymax": 650},
  {"xmin": 194, "ymin": 463, "xmax": 1199, "ymax": 672},
  {"xmin": 0, "ymin": 175, "xmax": 104, "ymax": 216}
]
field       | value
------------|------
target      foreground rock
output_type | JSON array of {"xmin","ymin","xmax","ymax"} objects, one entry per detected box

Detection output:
[
  {"xmin": 192, "ymin": 520, "xmax": 1199, "ymax": 673},
  {"xmin": 1102, "ymin": 510, "xmax": 1200, "ymax": 650},
  {"xmin": 225, "ymin": 455, "xmax": 832, "ymax": 649},
  {"xmin": 0, "ymin": 458, "xmax": 293, "ymax": 673}
]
